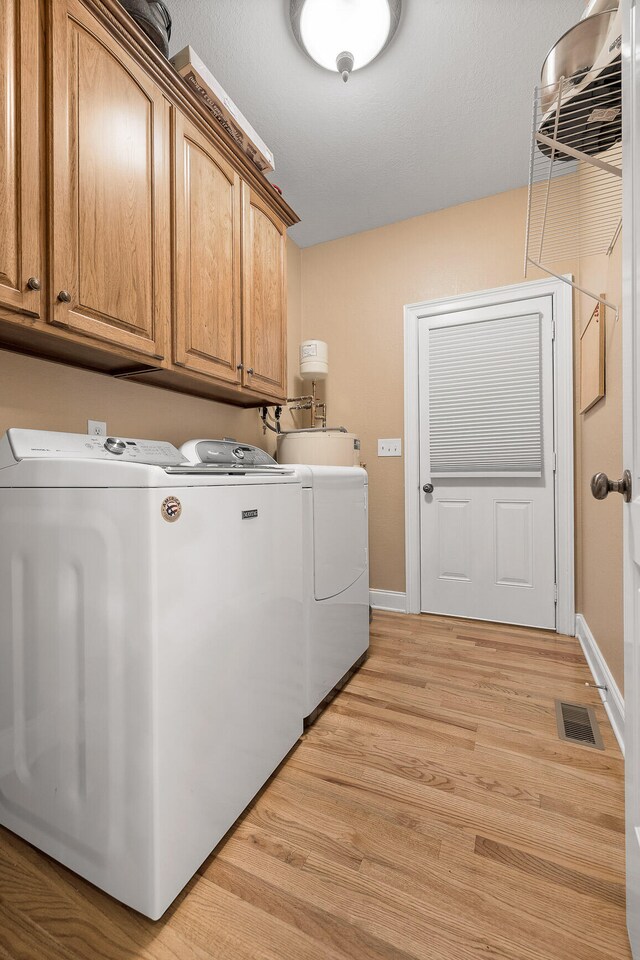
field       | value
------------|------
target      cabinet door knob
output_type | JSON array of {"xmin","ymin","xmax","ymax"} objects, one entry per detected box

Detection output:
[
  {"xmin": 247, "ymin": 367, "xmax": 254, "ymax": 376},
  {"xmin": 27, "ymin": 277, "xmax": 41, "ymax": 291},
  {"xmin": 237, "ymin": 362, "xmax": 244, "ymax": 371},
  {"xmin": 423, "ymin": 483, "xmax": 434, "ymax": 494},
  {"xmin": 57, "ymin": 290, "xmax": 72, "ymax": 303}
]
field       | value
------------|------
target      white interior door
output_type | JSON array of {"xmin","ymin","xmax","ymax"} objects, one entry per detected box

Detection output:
[
  {"xmin": 623, "ymin": 0, "xmax": 640, "ymax": 953},
  {"xmin": 419, "ymin": 295, "xmax": 556, "ymax": 628}
]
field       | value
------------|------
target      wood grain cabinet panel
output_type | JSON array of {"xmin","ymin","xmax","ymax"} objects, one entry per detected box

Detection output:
[
  {"xmin": 0, "ymin": 0, "xmax": 42, "ymax": 318},
  {"xmin": 241, "ymin": 183, "xmax": 287, "ymax": 401},
  {"xmin": 173, "ymin": 113, "xmax": 242, "ymax": 383},
  {"xmin": 49, "ymin": 0, "xmax": 170, "ymax": 360}
]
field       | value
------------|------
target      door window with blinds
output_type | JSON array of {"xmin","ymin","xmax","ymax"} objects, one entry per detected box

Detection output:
[{"xmin": 426, "ymin": 313, "xmax": 543, "ymax": 477}]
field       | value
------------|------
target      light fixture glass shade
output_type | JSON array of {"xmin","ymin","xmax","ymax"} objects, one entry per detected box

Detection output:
[{"xmin": 291, "ymin": 0, "xmax": 401, "ymax": 78}]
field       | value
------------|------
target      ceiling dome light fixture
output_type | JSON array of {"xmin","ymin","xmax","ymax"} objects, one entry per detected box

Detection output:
[{"xmin": 290, "ymin": 0, "xmax": 402, "ymax": 83}]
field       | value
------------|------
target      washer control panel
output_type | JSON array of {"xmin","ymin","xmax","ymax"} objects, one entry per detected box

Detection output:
[{"xmin": 7, "ymin": 429, "xmax": 185, "ymax": 466}]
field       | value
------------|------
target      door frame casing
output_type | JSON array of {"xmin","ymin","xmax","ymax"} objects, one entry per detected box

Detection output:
[{"xmin": 404, "ymin": 276, "xmax": 575, "ymax": 635}]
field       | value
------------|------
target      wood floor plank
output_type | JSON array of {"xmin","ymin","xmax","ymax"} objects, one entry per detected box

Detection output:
[
  {"xmin": 473, "ymin": 835, "xmax": 626, "ymax": 908},
  {"xmin": 0, "ymin": 901, "xmax": 76, "ymax": 960},
  {"xmin": 469, "ymin": 742, "xmax": 625, "ymax": 799},
  {"xmin": 369, "ymin": 645, "xmax": 601, "ymax": 704},
  {"xmin": 438, "ymin": 831, "xmax": 628, "ymax": 936},
  {"xmin": 283, "ymin": 749, "xmax": 625, "ymax": 881},
  {"xmin": 475, "ymin": 721, "xmax": 624, "ymax": 777},
  {"xmin": 357, "ymin": 855, "xmax": 631, "ymax": 960},
  {"xmin": 299, "ymin": 726, "xmax": 543, "ymax": 808},
  {"xmin": 167, "ymin": 874, "xmax": 350, "ymax": 960},
  {"xmin": 539, "ymin": 792, "xmax": 625, "ymax": 832},
  {"xmin": 242, "ymin": 772, "xmax": 444, "ymax": 874},
  {"xmin": 215, "ymin": 837, "xmax": 540, "ymax": 960},
  {"xmin": 303, "ymin": 724, "xmax": 625, "ymax": 833},
  {"xmin": 0, "ymin": 610, "xmax": 630, "ymax": 959},
  {"xmin": 232, "ymin": 776, "xmax": 628, "ymax": 957},
  {"xmin": 202, "ymin": 858, "xmax": 418, "ymax": 960}
]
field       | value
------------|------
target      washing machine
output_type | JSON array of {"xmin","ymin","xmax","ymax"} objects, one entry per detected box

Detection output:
[
  {"xmin": 0, "ymin": 429, "xmax": 303, "ymax": 919},
  {"xmin": 181, "ymin": 440, "xmax": 370, "ymax": 721}
]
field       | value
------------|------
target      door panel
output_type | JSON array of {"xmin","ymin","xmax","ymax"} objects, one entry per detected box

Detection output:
[
  {"xmin": 49, "ymin": 0, "xmax": 170, "ymax": 359},
  {"xmin": 419, "ymin": 295, "xmax": 556, "ymax": 628},
  {"xmin": 436, "ymin": 500, "xmax": 471, "ymax": 581},
  {"xmin": 242, "ymin": 183, "xmax": 287, "ymax": 399},
  {"xmin": 494, "ymin": 500, "xmax": 534, "ymax": 586},
  {"xmin": 174, "ymin": 113, "xmax": 241, "ymax": 382},
  {"xmin": 0, "ymin": 0, "xmax": 41, "ymax": 317}
]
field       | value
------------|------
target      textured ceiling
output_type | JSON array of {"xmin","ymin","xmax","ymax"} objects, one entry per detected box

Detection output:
[{"xmin": 169, "ymin": 0, "xmax": 585, "ymax": 247}]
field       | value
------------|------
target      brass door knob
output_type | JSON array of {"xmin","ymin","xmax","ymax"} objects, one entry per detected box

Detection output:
[
  {"xmin": 57, "ymin": 290, "xmax": 71, "ymax": 303},
  {"xmin": 591, "ymin": 470, "xmax": 632, "ymax": 503},
  {"xmin": 27, "ymin": 276, "xmax": 41, "ymax": 291}
]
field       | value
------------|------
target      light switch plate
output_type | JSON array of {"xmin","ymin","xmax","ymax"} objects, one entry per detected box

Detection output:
[
  {"xmin": 87, "ymin": 420, "xmax": 107, "ymax": 436},
  {"xmin": 378, "ymin": 438, "xmax": 402, "ymax": 457}
]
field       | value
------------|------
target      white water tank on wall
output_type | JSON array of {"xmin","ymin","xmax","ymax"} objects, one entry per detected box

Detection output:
[
  {"xmin": 299, "ymin": 340, "xmax": 328, "ymax": 381},
  {"xmin": 277, "ymin": 429, "xmax": 360, "ymax": 467}
]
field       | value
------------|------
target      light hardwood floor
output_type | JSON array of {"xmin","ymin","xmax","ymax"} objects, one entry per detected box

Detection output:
[{"xmin": 0, "ymin": 611, "xmax": 630, "ymax": 960}]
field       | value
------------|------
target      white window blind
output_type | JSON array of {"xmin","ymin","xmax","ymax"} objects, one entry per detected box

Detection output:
[{"xmin": 428, "ymin": 313, "xmax": 543, "ymax": 477}]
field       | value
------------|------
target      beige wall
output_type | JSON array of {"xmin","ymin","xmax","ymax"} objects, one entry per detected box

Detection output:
[
  {"xmin": 575, "ymin": 239, "xmax": 624, "ymax": 689},
  {"xmin": 298, "ymin": 186, "xmax": 623, "ymax": 686},
  {"xmin": 0, "ymin": 238, "xmax": 302, "ymax": 453},
  {"xmin": 0, "ymin": 347, "xmax": 265, "ymax": 448}
]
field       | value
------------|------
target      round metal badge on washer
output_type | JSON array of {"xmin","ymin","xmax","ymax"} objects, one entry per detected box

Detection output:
[{"xmin": 161, "ymin": 496, "xmax": 182, "ymax": 522}]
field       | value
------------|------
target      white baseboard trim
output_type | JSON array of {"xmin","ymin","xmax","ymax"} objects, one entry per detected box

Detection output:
[
  {"xmin": 575, "ymin": 614, "xmax": 625, "ymax": 756},
  {"xmin": 370, "ymin": 589, "xmax": 407, "ymax": 613}
]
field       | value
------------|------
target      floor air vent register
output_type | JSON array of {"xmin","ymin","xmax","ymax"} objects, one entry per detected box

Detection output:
[{"xmin": 555, "ymin": 700, "xmax": 604, "ymax": 750}]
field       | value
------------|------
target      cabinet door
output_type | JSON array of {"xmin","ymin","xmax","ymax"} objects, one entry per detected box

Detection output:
[
  {"xmin": 174, "ymin": 113, "xmax": 241, "ymax": 382},
  {"xmin": 0, "ymin": 0, "xmax": 41, "ymax": 318},
  {"xmin": 242, "ymin": 183, "xmax": 287, "ymax": 399},
  {"xmin": 49, "ymin": 0, "xmax": 170, "ymax": 360}
]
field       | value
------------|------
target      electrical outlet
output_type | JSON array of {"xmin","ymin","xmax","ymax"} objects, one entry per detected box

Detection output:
[
  {"xmin": 378, "ymin": 438, "xmax": 402, "ymax": 457},
  {"xmin": 87, "ymin": 420, "xmax": 107, "ymax": 436}
]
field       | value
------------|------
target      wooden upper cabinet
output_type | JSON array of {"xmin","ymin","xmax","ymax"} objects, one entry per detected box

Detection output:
[
  {"xmin": 173, "ymin": 113, "xmax": 242, "ymax": 383},
  {"xmin": 0, "ymin": 0, "xmax": 42, "ymax": 318},
  {"xmin": 48, "ymin": 0, "xmax": 170, "ymax": 360},
  {"xmin": 241, "ymin": 183, "xmax": 287, "ymax": 400},
  {"xmin": 0, "ymin": 0, "xmax": 298, "ymax": 401}
]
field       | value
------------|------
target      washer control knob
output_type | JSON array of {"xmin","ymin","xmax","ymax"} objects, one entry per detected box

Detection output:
[
  {"xmin": 104, "ymin": 437, "xmax": 127, "ymax": 455},
  {"xmin": 233, "ymin": 447, "xmax": 246, "ymax": 460}
]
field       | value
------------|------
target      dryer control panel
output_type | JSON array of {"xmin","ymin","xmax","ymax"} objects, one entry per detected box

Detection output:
[
  {"xmin": 5, "ymin": 429, "xmax": 185, "ymax": 466},
  {"xmin": 181, "ymin": 438, "xmax": 278, "ymax": 469}
]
